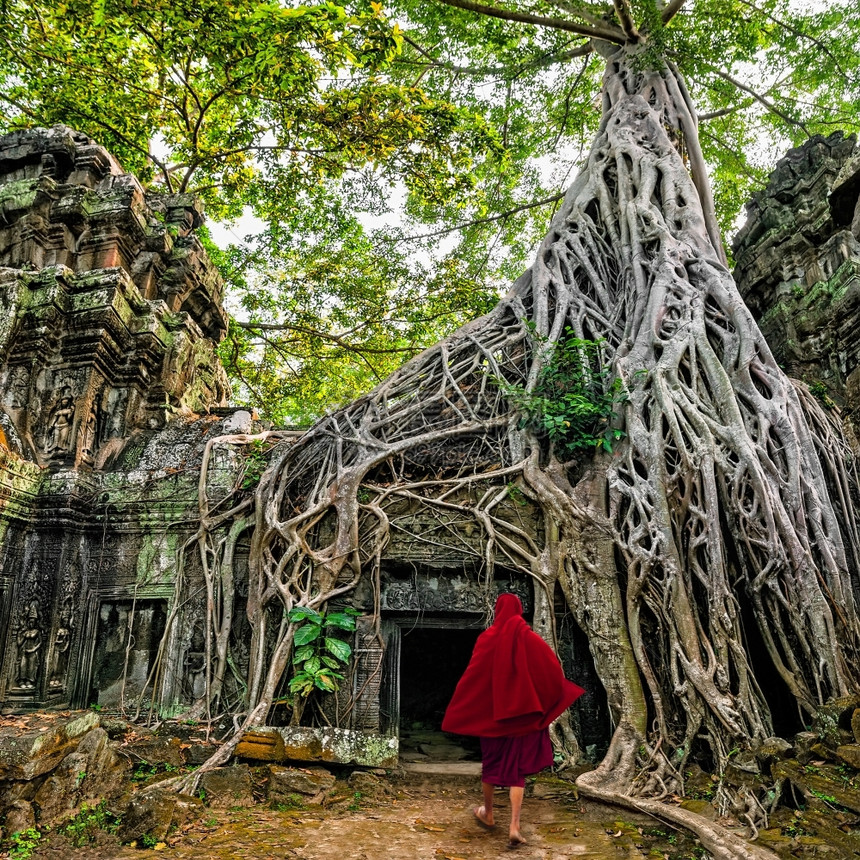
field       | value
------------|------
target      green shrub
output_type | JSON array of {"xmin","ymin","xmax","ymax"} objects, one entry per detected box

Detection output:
[{"xmin": 498, "ymin": 327, "xmax": 626, "ymax": 457}]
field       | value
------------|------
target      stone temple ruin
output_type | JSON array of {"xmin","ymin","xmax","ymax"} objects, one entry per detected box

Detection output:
[{"xmin": 0, "ymin": 125, "xmax": 859, "ymax": 762}]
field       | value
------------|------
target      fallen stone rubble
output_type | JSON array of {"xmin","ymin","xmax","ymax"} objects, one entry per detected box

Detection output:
[{"xmin": 0, "ymin": 711, "xmax": 394, "ymax": 846}]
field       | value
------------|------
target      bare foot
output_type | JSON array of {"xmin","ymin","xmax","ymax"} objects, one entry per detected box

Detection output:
[
  {"xmin": 507, "ymin": 831, "xmax": 526, "ymax": 849},
  {"xmin": 473, "ymin": 805, "xmax": 495, "ymax": 829}
]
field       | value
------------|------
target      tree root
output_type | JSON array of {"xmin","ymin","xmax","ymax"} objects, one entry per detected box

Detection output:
[{"xmin": 575, "ymin": 780, "xmax": 780, "ymax": 860}]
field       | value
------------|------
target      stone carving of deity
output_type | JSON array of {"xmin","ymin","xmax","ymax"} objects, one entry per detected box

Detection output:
[
  {"xmin": 49, "ymin": 615, "xmax": 72, "ymax": 689},
  {"xmin": 184, "ymin": 627, "xmax": 207, "ymax": 700},
  {"xmin": 80, "ymin": 405, "xmax": 98, "ymax": 458},
  {"xmin": 44, "ymin": 388, "xmax": 76, "ymax": 454},
  {"xmin": 16, "ymin": 600, "xmax": 43, "ymax": 690}
]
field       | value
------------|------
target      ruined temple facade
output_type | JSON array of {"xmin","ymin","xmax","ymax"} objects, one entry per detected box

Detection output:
[
  {"xmin": 0, "ymin": 129, "xmax": 609, "ymax": 758},
  {"xmin": 0, "ymin": 126, "xmax": 241, "ymax": 712},
  {"xmin": 732, "ymin": 130, "xmax": 860, "ymax": 442},
  {"xmin": 1, "ymin": 125, "xmax": 859, "ymax": 759}
]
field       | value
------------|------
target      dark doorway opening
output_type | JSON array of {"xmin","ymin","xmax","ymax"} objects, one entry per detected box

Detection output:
[
  {"xmin": 738, "ymin": 592, "xmax": 804, "ymax": 738},
  {"xmin": 398, "ymin": 625, "xmax": 482, "ymax": 762},
  {"xmin": 399, "ymin": 626, "xmax": 479, "ymax": 728},
  {"xmin": 89, "ymin": 599, "xmax": 167, "ymax": 707}
]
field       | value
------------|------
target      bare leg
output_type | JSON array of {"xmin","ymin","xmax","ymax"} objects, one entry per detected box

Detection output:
[
  {"xmin": 508, "ymin": 785, "xmax": 525, "ymax": 845},
  {"xmin": 474, "ymin": 782, "xmax": 496, "ymax": 828}
]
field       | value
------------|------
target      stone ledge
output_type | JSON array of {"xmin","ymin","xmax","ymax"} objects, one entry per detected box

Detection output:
[{"xmin": 236, "ymin": 725, "xmax": 398, "ymax": 768}]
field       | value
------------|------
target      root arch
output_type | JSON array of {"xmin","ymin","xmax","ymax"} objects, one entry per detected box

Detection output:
[{"xmin": 135, "ymin": 42, "xmax": 859, "ymax": 858}]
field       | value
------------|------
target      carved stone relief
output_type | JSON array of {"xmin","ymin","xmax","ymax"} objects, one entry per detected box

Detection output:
[
  {"xmin": 14, "ymin": 599, "xmax": 43, "ymax": 690},
  {"xmin": 381, "ymin": 574, "xmax": 531, "ymax": 614},
  {"xmin": 43, "ymin": 386, "xmax": 76, "ymax": 456}
]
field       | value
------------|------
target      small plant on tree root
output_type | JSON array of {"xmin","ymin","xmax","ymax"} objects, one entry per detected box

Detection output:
[{"xmin": 498, "ymin": 326, "xmax": 626, "ymax": 457}]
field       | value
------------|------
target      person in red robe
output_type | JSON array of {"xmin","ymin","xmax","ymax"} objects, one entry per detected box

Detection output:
[{"xmin": 442, "ymin": 593, "xmax": 584, "ymax": 848}]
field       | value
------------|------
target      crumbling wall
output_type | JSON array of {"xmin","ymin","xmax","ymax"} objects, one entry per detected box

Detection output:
[
  {"xmin": 732, "ymin": 130, "xmax": 860, "ymax": 443},
  {"xmin": 0, "ymin": 127, "xmax": 249, "ymax": 713}
]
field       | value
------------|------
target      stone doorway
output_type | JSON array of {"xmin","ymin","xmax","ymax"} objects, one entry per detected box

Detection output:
[
  {"xmin": 88, "ymin": 599, "xmax": 167, "ymax": 708},
  {"xmin": 381, "ymin": 619, "xmax": 483, "ymax": 764}
]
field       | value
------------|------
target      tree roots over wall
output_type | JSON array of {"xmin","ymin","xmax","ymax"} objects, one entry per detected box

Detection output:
[{"xmin": 143, "ymin": 44, "xmax": 858, "ymax": 860}]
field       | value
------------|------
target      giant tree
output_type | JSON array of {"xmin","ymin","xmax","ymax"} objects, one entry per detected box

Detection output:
[{"xmin": 221, "ymin": 0, "xmax": 860, "ymax": 853}]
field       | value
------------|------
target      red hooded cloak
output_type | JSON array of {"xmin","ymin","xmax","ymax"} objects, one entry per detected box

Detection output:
[{"xmin": 442, "ymin": 593, "xmax": 584, "ymax": 738}]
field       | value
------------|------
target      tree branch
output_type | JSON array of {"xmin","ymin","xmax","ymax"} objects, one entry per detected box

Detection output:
[
  {"xmin": 400, "ymin": 33, "xmax": 592, "ymax": 79},
  {"xmin": 698, "ymin": 103, "xmax": 748, "ymax": 121},
  {"xmin": 396, "ymin": 191, "xmax": 566, "ymax": 242},
  {"xmin": 432, "ymin": 0, "xmax": 626, "ymax": 44},
  {"xmin": 236, "ymin": 321, "xmax": 417, "ymax": 357},
  {"xmin": 660, "ymin": 0, "xmax": 687, "ymax": 24},
  {"xmin": 672, "ymin": 52, "xmax": 810, "ymax": 137},
  {"xmin": 612, "ymin": 0, "xmax": 640, "ymax": 40},
  {"xmin": 735, "ymin": 0, "xmax": 850, "ymax": 82}
]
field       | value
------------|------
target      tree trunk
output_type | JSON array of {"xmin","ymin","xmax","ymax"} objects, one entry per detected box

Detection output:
[
  {"xmin": 227, "ymin": 41, "xmax": 860, "ymax": 830},
  {"xmin": 531, "ymin": 42, "xmax": 860, "ymax": 793}
]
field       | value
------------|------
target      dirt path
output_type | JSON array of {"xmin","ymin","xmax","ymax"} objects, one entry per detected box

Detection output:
[{"xmin": 42, "ymin": 772, "xmax": 700, "ymax": 860}]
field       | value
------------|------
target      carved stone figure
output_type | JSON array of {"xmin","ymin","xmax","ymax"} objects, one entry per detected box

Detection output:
[
  {"xmin": 16, "ymin": 601, "xmax": 43, "ymax": 690},
  {"xmin": 80, "ymin": 404, "xmax": 99, "ymax": 458},
  {"xmin": 49, "ymin": 614, "xmax": 72, "ymax": 689},
  {"xmin": 184, "ymin": 627, "xmax": 207, "ymax": 700},
  {"xmin": 44, "ymin": 388, "xmax": 76, "ymax": 454}
]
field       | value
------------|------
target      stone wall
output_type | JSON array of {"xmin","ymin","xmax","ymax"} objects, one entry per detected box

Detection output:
[{"xmin": 732, "ymin": 131, "xmax": 860, "ymax": 439}]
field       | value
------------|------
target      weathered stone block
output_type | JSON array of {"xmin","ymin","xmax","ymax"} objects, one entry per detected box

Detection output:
[
  {"xmin": 724, "ymin": 752, "xmax": 761, "ymax": 787},
  {"xmin": 347, "ymin": 770, "xmax": 392, "ymax": 800},
  {"xmin": 235, "ymin": 730, "xmax": 286, "ymax": 762},
  {"xmin": 753, "ymin": 736, "xmax": 794, "ymax": 765},
  {"xmin": 117, "ymin": 788, "xmax": 203, "ymax": 843},
  {"xmin": 33, "ymin": 750, "xmax": 88, "ymax": 822},
  {"xmin": 76, "ymin": 727, "xmax": 130, "ymax": 800},
  {"xmin": 268, "ymin": 765, "xmax": 335, "ymax": 805},
  {"xmin": 0, "ymin": 711, "xmax": 100, "ymax": 780},
  {"xmin": 3, "ymin": 800, "xmax": 35, "ymax": 836},
  {"xmin": 793, "ymin": 731, "xmax": 819, "ymax": 763},
  {"xmin": 241, "ymin": 726, "xmax": 398, "ymax": 768},
  {"xmin": 837, "ymin": 744, "xmax": 860, "ymax": 770},
  {"xmin": 185, "ymin": 742, "xmax": 218, "ymax": 765},
  {"xmin": 124, "ymin": 734, "xmax": 185, "ymax": 769},
  {"xmin": 199, "ymin": 764, "xmax": 255, "ymax": 808},
  {"xmin": 417, "ymin": 742, "xmax": 469, "ymax": 761},
  {"xmin": 851, "ymin": 709, "xmax": 860, "ymax": 745}
]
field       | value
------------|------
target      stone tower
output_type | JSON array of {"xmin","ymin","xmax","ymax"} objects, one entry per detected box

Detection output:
[{"xmin": 0, "ymin": 127, "xmax": 240, "ymax": 711}]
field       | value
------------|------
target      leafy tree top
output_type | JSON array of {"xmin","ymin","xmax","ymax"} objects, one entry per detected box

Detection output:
[{"xmin": 1, "ymin": 0, "xmax": 857, "ymax": 423}]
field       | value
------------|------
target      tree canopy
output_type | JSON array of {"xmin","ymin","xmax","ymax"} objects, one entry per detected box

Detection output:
[{"xmin": 1, "ymin": 0, "xmax": 858, "ymax": 422}]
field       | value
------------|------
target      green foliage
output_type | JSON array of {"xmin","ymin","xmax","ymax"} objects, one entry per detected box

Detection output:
[
  {"xmin": 60, "ymin": 802, "xmax": 121, "ymax": 848},
  {"xmin": 7, "ymin": 828, "xmax": 42, "ymax": 860},
  {"xmin": 809, "ymin": 380, "xmax": 836, "ymax": 409},
  {"xmin": 287, "ymin": 606, "xmax": 361, "ymax": 697},
  {"xmin": 499, "ymin": 328, "xmax": 626, "ymax": 458},
  {"xmin": 808, "ymin": 787, "xmax": 839, "ymax": 806},
  {"xmin": 131, "ymin": 761, "xmax": 180, "ymax": 782},
  {"xmin": 2, "ymin": 0, "xmax": 859, "ymax": 420},
  {"xmin": 241, "ymin": 438, "xmax": 274, "ymax": 490}
]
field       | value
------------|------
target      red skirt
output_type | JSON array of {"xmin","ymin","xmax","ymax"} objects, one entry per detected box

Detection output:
[{"xmin": 480, "ymin": 728, "xmax": 553, "ymax": 788}]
